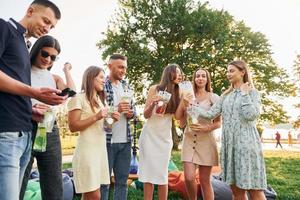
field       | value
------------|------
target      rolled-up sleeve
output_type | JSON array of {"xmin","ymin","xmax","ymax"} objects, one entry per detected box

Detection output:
[{"xmin": 197, "ymin": 97, "xmax": 223, "ymax": 120}]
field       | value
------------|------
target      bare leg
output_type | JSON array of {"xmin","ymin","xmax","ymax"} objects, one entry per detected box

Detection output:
[
  {"xmin": 144, "ymin": 182, "xmax": 154, "ymax": 200},
  {"xmin": 249, "ymin": 189, "xmax": 266, "ymax": 200},
  {"xmin": 231, "ymin": 185, "xmax": 248, "ymax": 200},
  {"xmin": 82, "ymin": 188, "xmax": 100, "ymax": 200},
  {"xmin": 183, "ymin": 162, "xmax": 197, "ymax": 200},
  {"xmin": 157, "ymin": 184, "xmax": 168, "ymax": 200},
  {"xmin": 199, "ymin": 166, "xmax": 214, "ymax": 200}
]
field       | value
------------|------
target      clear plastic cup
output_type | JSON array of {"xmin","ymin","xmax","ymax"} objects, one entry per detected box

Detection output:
[
  {"xmin": 186, "ymin": 101, "xmax": 200, "ymax": 127},
  {"xmin": 44, "ymin": 109, "xmax": 56, "ymax": 133},
  {"xmin": 179, "ymin": 81, "xmax": 195, "ymax": 99},
  {"xmin": 104, "ymin": 106, "xmax": 117, "ymax": 132},
  {"xmin": 33, "ymin": 122, "xmax": 47, "ymax": 152},
  {"xmin": 121, "ymin": 90, "xmax": 133, "ymax": 103},
  {"xmin": 154, "ymin": 91, "xmax": 172, "ymax": 116}
]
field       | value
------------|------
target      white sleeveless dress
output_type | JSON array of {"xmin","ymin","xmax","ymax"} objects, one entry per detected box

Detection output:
[{"xmin": 138, "ymin": 113, "xmax": 173, "ymax": 184}]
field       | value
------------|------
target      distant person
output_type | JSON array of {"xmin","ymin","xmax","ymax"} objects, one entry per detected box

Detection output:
[
  {"xmin": 275, "ymin": 131, "xmax": 283, "ymax": 149},
  {"xmin": 20, "ymin": 35, "xmax": 76, "ymax": 200},
  {"xmin": 0, "ymin": 1, "xmax": 63, "ymax": 199},
  {"xmin": 288, "ymin": 131, "xmax": 293, "ymax": 147},
  {"xmin": 68, "ymin": 66, "xmax": 120, "ymax": 199}
]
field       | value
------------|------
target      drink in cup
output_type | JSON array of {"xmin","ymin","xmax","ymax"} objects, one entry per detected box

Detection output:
[
  {"xmin": 33, "ymin": 122, "xmax": 47, "ymax": 152},
  {"xmin": 104, "ymin": 106, "xmax": 116, "ymax": 132},
  {"xmin": 154, "ymin": 91, "xmax": 172, "ymax": 116},
  {"xmin": 155, "ymin": 100, "xmax": 167, "ymax": 115},
  {"xmin": 179, "ymin": 81, "xmax": 195, "ymax": 100}
]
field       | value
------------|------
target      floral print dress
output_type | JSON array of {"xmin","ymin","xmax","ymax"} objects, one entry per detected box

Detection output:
[{"xmin": 197, "ymin": 89, "xmax": 267, "ymax": 189}]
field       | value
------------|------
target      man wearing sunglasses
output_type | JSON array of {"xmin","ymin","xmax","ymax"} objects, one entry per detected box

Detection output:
[{"xmin": 0, "ymin": 1, "xmax": 64, "ymax": 199}]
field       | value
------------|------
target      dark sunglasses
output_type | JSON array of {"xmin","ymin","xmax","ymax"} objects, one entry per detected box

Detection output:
[{"xmin": 40, "ymin": 50, "xmax": 58, "ymax": 61}]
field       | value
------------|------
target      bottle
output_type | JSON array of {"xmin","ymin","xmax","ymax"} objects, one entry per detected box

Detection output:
[
  {"xmin": 129, "ymin": 154, "xmax": 139, "ymax": 174},
  {"xmin": 33, "ymin": 121, "xmax": 47, "ymax": 152}
]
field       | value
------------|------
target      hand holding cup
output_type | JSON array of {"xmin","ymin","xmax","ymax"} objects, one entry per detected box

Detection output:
[
  {"xmin": 182, "ymin": 92, "xmax": 195, "ymax": 108},
  {"xmin": 189, "ymin": 123, "xmax": 210, "ymax": 132},
  {"xmin": 97, "ymin": 108, "xmax": 108, "ymax": 120},
  {"xmin": 112, "ymin": 110, "xmax": 121, "ymax": 121},
  {"xmin": 118, "ymin": 101, "xmax": 130, "ymax": 114}
]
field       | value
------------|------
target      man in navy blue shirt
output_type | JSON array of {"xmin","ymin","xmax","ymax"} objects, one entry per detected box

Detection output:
[{"xmin": 0, "ymin": 1, "xmax": 65, "ymax": 199}]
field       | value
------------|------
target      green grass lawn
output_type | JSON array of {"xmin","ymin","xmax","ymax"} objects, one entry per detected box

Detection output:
[
  {"xmin": 263, "ymin": 151, "xmax": 300, "ymax": 200},
  {"xmin": 68, "ymin": 150, "xmax": 300, "ymax": 200}
]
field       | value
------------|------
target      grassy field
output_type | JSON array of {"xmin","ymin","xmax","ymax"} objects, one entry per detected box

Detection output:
[
  {"xmin": 67, "ymin": 150, "xmax": 300, "ymax": 200},
  {"xmin": 263, "ymin": 151, "xmax": 300, "ymax": 200}
]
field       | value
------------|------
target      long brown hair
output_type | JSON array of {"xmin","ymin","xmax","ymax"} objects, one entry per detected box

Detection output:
[
  {"xmin": 81, "ymin": 66, "xmax": 105, "ymax": 112},
  {"xmin": 192, "ymin": 68, "xmax": 212, "ymax": 93},
  {"xmin": 156, "ymin": 64, "xmax": 182, "ymax": 114},
  {"xmin": 222, "ymin": 60, "xmax": 254, "ymax": 96}
]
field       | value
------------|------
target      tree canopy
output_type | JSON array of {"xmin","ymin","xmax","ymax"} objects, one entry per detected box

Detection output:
[
  {"xmin": 97, "ymin": 0, "xmax": 296, "ymax": 124},
  {"xmin": 292, "ymin": 54, "xmax": 300, "ymax": 128}
]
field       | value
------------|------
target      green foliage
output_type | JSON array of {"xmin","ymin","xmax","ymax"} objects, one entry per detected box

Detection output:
[
  {"xmin": 56, "ymin": 103, "xmax": 79, "ymax": 138},
  {"xmin": 264, "ymin": 151, "xmax": 300, "ymax": 200},
  {"xmin": 292, "ymin": 55, "xmax": 300, "ymax": 128},
  {"xmin": 97, "ymin": 0, "xmax": 296, "ymax": 124}
]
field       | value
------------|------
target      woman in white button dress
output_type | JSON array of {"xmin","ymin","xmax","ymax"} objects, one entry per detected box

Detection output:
[
  {"xmin": 138, "ymin": 64, "xmax": 183, "ymax": 200},
  {"xmin": 175, "ymin": 68, "xmax": 221, "ymax": 200}
]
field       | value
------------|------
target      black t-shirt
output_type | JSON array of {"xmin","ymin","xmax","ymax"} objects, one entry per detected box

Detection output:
[{"xmin": 0, "ymin": 18, "xmax": 32, "ymax": 132}]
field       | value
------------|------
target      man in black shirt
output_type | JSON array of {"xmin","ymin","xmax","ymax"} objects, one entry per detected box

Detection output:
[{"xmin": 0, "ymin": 1, "xmax": 65, "ymax": 199}]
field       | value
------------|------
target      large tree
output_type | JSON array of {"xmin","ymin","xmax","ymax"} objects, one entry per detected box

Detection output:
[
  {"xmin": 292, "ymin": 54, "xmax": 300, "ymax": 128},
  {"xmin": 97, "ymin": 0, "xmax": 295, "ymax": 125}
]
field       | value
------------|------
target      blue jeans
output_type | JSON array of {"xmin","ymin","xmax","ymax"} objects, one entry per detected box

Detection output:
[
  {"xmin": 101, "ymin": 142, "xmax": 131, "ymax": 200},
  {"xmin": 20, "ymin": 123, "xmax": 63, "ymax": 200},
  {"xmin": 0, "ymin": 131, "xmax": 31, "ymax": 200}
]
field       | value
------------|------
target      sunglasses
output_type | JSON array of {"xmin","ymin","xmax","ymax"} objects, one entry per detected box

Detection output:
[{"xmin": 40, "ymin": 50, "xmax": 58, "ymax": 61}]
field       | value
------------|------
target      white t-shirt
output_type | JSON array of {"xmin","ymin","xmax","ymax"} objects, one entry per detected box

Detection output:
[{"xmin": 111, "ymin": 81, "xmax": 128, "ymax": 143}]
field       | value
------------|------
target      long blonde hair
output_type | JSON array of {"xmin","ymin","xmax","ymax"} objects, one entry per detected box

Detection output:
[{"xmin": 222, "ymin": 60, "xmax": 254, "ymax": 96}]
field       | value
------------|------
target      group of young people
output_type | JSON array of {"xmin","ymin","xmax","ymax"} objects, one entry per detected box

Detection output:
[
  {"xmin": 0, "ymin": 0, "xmax": 267, "ymax": 200},
  {"xmin": 137, "ymin": 60, "xmax": 267, "ymax": 200}
]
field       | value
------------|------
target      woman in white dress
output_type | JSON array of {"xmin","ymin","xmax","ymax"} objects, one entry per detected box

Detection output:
[
  {"xmin": 68, "ymin": 66, "xmax": 120, "ymax": 200},
  {"xmin": 138, "ymin": 64, "xmax": 183, "ymax": 200}
]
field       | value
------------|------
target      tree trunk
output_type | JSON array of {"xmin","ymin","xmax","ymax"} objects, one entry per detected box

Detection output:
[{"xmin": 172, "ymin": 118, "xmax": 180, "ymax": 150}]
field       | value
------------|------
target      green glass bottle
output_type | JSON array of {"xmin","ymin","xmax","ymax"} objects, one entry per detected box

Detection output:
[{"xmin": 33, "ymin": 122, "xmax": 47, "ymax": 152}]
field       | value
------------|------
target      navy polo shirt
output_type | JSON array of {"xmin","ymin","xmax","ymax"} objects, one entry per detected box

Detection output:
[{"xmin": 0, "ymin": 18, "xmax": 32, "ymax": 132}]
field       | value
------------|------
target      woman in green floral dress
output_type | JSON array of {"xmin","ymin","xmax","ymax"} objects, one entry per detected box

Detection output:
[{"xmin": 183, "ymin": 60, "xmax": 267, "ymax": 200}]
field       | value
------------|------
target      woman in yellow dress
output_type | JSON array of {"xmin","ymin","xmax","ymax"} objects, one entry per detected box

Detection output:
[{"xmin": 68, "ymin": 66, "xmax": 120, "ymax": 200}]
